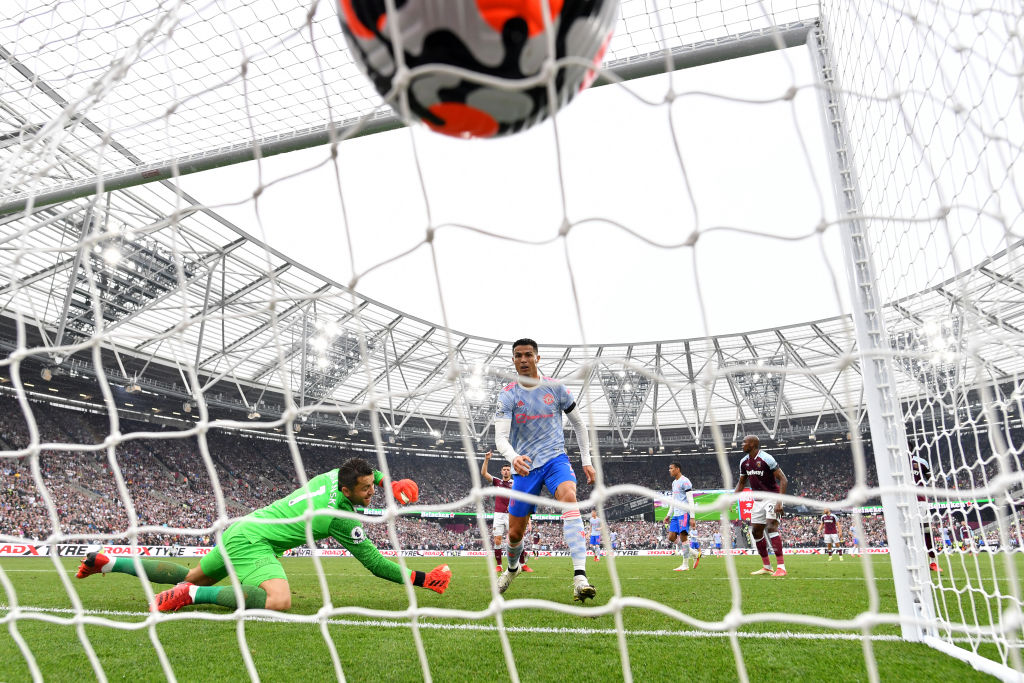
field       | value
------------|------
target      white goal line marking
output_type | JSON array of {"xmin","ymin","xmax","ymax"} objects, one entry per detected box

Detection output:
[
  {"xmin": 0, "ymin": 604, "xmax": 910, "ymax": 641},
  {"xmin": 4, "ymin": 569, "xmax": 1018, "ymax": 585}
]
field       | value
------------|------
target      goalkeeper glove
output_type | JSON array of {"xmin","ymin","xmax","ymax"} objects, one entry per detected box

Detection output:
[
  {"xmin": 412, "ymin": 564, "xmax": 451, "ymax": 594},
  {"xmin": 392, "ymin": 479, "xmax": 419, "ymax": 505}
]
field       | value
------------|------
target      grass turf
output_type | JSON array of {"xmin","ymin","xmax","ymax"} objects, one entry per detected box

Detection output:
[{"xmin": 1, "ymin": 553, "xmax": 1020, "ymax": 681}]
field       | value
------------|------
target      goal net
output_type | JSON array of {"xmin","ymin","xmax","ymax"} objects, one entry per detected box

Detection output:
[
  {"xmin": 812, "ymin": 0, "xmax": 1024, "ymax": 676},
  {"xmin": 0, "ymin": 0, "xmax": 1021, "ymax": 681}
]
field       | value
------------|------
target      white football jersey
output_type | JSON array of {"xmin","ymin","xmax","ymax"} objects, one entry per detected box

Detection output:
[{"xmin": 671, "ymin": 475, "xmax": 693, "ymax": 516}]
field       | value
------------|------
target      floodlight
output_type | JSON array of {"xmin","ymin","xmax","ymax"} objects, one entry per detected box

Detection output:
[{"xmin": 101, "ymin": 245, "xmax": 122, "ymax": 265}]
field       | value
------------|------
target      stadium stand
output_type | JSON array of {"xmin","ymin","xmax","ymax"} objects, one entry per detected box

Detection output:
[{"xmin": 1, "ymin": 395, "xmax": 1015, "ymax": 551}]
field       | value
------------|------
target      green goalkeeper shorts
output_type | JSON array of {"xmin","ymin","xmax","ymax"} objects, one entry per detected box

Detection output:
[{"xmin": 199, "ymin": 523, "xmax": 288, "ymax": 587}]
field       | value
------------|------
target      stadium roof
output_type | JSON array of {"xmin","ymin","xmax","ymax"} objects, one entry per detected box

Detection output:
[
  {"xmin": 1, "ymin": 1, "xmax": 1022, "ymax": 445},
  {"xmin": 1, "ymin": 171, "xmax": 1021, "ymax": 443}
]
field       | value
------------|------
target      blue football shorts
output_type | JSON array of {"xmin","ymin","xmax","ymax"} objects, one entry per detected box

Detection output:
[
  {"xmin": 508, "ymin": 454, "xmax": 577, "ymax": 517},
  {"xmin": 669, "ymin": 514, "xmax": 691, "ymax": 534}
]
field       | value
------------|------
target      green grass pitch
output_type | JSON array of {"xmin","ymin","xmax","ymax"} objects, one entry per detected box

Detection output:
[{"xmin": 1, "ymin": 553, "xmax": 1019, "ymax": 681}]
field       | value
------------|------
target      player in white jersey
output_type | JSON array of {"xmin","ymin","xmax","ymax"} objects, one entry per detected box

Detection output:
[
  {"xmin": 664, "ymin": 462, "xmax": 701, "ymax": 571},
  {"xmin": 493, "ymin": 338, "xmax": 597, "ymax": 603},
  {"xmin": 588, "ymin": 509, "xmax": 603, "ymax": 562},
  {"xmin": 940, "ymin": 525, "xmax": 952, "ymax": 551}
]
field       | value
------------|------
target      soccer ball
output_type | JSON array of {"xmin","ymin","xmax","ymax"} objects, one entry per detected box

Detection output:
[{"xmin": 337, "ymin": 0, "xmax": 619, "ymax": 139}]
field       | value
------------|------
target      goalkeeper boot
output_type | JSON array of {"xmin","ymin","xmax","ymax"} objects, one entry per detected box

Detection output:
[
  {"xmin": 496, "ymin": 564, "xmax": 502, "ymax": 573},
  {"xmin": 929, "ymin": 562, "xmax": 943, "ymax": 573},
  {"xmin": 75, "ymin": 551, "xmax": 111, "ymax": 579},
  {"xmin": 152, "ymin": 582, "xmax": 194, "ymax": 612},
  {"xmin": 750, "ymin": 566, "xmax": 773, "ymax": 575},
  {"xmin": 572, "ymin": 575, "xmax": 597, "ymax": 603},
  {"xmin": 771, "ymin": 568, "xmax": 787, "ymax": 577},
  {"xmin": 497, "ymin": 566, "xmax": 519, "ymax": 595},
  {"xmin": 520, "ymin": 564, "xmax": 534, "ymax": 573}
]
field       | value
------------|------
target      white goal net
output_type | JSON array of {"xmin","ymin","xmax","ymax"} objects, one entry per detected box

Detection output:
[{"xmin": 0, "ymin": 0, "xmax": 1021, "ymax": 681}]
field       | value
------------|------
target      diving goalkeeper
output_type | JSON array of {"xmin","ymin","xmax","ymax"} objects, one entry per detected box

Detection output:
[{"xmin": 75, "ymin": 457, "xmax": 452, "ymax": 611}]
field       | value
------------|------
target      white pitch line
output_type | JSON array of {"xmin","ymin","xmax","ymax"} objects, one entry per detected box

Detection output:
[
  {"xmin": 0, "ymin": 604, "xmax": 907, "ymax": 641},
  {"xmin": 3, "ymin": 569, "xmax": 1019, "ymax": 585}
]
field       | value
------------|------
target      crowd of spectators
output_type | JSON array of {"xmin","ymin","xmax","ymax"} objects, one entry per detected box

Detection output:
[{"xmin": 2, "ymin": 396, "xmax": 1021, "ymax": 551}]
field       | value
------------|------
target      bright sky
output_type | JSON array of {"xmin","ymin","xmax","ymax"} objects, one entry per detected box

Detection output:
[{"xmin": 181, "ymin": 45, "xmax": 850, "ymax": 346}]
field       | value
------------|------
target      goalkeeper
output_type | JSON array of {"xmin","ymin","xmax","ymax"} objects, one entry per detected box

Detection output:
[{"xmin": 75, "ymin": 457, "xmax": 452, "ymax": 612}]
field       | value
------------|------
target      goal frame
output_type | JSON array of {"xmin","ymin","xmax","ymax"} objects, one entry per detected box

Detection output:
[{"xmin": 808, "ymin": 21, "xmax": 1024, "ymax": 683}]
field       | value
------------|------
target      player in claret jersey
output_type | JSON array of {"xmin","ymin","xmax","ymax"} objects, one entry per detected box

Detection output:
[
  {"xmin": 75, "ymin": 458, "xmax": 451, "ymax": 611},
  {"xmin": 957, "ymin": 521, "xmax": 975, "ymax": 554},
  {"xmin": 493, "ymin": 338, "xmax": 597, "ymax": 603},
  {"xmin": 734, "ymin": 436, "xmax": 789, "ymax": 577},
  {"xmin": 519, "ymin": 520, "xmax": 534, "ymax": 572},
  {"xmin": 818, "ymin": 508, "xmax": 843, "ymax": 561},
  {"xmin": 482, "ymin": 450, "xmax": 515, "ymax": 572},
  {"xmin": 911, "ymin": 453, "xmax": 942, "ymax": 572}
]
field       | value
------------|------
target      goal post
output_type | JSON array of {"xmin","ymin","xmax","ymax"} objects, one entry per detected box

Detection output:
[
  {"xmin": 807, "ymin": 25, "xmax": 938, "ymax": 644},
  {"xmin": 809, "ymin": 2, "xmax": 1024, "ymax": 677}
]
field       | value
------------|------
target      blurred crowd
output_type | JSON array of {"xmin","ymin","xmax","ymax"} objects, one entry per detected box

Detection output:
[{"xmin": 2, "ymin": 396, "xmax": 1021, "ymax": 550}]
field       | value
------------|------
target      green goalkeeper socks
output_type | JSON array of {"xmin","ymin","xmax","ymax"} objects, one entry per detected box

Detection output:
[
  {"xmin": 110, "ymin": 558, "xmax": 189, "ymax": 584},
  {"xmin": 193, "ymin": 585, "xmax": 267, "ymax": 609}
]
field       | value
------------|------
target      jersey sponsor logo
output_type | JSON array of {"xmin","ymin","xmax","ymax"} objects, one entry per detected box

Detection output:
[
  {"xmin": 349, "ymin": 526, "xmax": 365, "ymax": 544},
  {"xmin": 515, "ymin": 412, "xmax": 554, "ymax": 423},
  {"xmin": 746, "ymin": 469, "xmax": 765, "ymax": 477}
]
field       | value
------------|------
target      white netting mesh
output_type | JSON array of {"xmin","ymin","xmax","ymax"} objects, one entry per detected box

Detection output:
[
  {"xmin": 0, "ymin": 0, "xmax": 1022, "ymax": 681},
  {"xmin": 0, "ymin": 0, "xmax": 818, "ymax": 199},
  {"xmin": 819, "ymin": 0, "xmax": 1024, "ymax": 672}
]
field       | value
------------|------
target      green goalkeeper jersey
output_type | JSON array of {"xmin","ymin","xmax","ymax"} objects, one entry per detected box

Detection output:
[{"xmin": 231, "ymin": 469, "xmax": 407, "ymax": 584}]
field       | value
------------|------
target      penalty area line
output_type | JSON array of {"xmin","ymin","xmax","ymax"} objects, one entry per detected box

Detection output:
[{"xmin": 0, "ymin": 604, "xmax": 907, "ymax": 641}]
